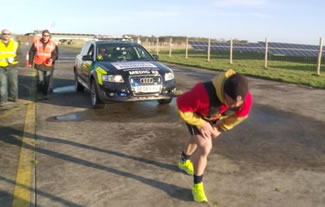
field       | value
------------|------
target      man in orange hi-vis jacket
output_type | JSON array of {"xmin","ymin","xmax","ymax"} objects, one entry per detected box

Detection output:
[
  {"xmin": 28, "ymin": 29, "xmax": 58, "ymax": 99},
  {"xmin": 175, "ymin": 69, "xmax": 253, "ymax": 202}
]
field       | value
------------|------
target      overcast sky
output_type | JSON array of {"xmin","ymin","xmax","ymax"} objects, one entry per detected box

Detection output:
[{"xmin": 1, "ymin": 0, "xmax": 324, "ymax": 45}]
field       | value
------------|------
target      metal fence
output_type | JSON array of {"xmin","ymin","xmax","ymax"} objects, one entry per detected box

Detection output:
[{"xmin": 141, "ymin": 37, "xmax": 324, "ymax": 75}]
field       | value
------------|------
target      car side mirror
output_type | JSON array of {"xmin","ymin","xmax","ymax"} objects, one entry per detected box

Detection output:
[
  {"xmin": 152, "ymin": 54, "xmax": 159, "ymax": 61},
  {"xmin": 82, "ymin": 55, "xmax": 93, "ymax": 61}
]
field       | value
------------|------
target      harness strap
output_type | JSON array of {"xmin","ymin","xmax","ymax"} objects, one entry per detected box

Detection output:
[{"xmin": 202, "ymin": 81, "xmax": 221, "ymax": 118}]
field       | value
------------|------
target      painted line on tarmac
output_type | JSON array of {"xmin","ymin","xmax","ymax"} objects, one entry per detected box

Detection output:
[
  {"xmin": 12, "ymin": 102, "xmax": 36, "ymax": 207},
  {"xmin": 12, "ymin": 70, "xmax": 37, "ymax": 207},
  {"xmin": 0, "ymin": 101, "xmax": 31, "ymax": 120}
]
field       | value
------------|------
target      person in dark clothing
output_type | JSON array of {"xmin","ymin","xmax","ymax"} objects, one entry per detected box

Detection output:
[{"xmin": 28, "ymin": 29, "xmax": 58, "ymax": 98}]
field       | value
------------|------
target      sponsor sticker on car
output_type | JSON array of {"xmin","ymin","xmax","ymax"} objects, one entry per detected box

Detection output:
[{"xmin": 112, "ymin": 62, "xmax": 157, "ymax": 70}]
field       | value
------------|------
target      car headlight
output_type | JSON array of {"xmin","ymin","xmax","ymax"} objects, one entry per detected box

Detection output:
[
  {"xmin": 164, "ymin": 72, "xmax": 174, "ymax": 81},
  {"xmin": 102, "ymin": 75, "xmax": 124, "ymax": 83}
]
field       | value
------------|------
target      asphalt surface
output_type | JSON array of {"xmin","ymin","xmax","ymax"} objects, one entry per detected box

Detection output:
[{"xmin": 0, "ymin": 46, "xmax": 325, "ymax": 207}]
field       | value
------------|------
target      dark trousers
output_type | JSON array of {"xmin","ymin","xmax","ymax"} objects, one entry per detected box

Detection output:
[
  {"xmin": 0, "ymin": 67, "xmax": 18, "ymax": 103},
  {"xmin": 37, "ymin": 68, "xmax": 54, "ymax": 95}
]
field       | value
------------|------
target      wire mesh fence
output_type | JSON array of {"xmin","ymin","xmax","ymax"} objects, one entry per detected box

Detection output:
[
  {"xmin": 141, "ymin": 37, "xmax": 324, "ymax": 75},
  {"xmin": 140, "ymin": 37, "xmax": 325, "ymax": 88}
]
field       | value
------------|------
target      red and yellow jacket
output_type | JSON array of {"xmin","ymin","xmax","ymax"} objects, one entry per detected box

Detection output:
[{"xmin": 176, "ymin": 70, "xmax": 252, "ymax": 131}]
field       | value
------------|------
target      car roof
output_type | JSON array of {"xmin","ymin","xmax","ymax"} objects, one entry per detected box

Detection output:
[{"xmin": 92, "ymin": 40, "xmax": 139, "ymax": 47}]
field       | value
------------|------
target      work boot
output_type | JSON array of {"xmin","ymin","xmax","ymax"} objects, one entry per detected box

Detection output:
[
  {"xmin": 8, "ymin": 97, "xmax": 17, "ymax": 102},
  {"xmin": 192, "ymin": 182, "xmax": 208, "ymax": 202},
  {"xmin": 0, "ymin": 102, "xmax": 13, "ymax": 107},
  {"xmin": 178, "ymin": 159, "xmax": 194, "ymax": 175}
]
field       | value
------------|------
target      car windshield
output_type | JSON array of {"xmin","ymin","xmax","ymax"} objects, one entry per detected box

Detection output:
[{"xmin": 96, "ymin": 44, "xmax": 153, "ymax": 61}]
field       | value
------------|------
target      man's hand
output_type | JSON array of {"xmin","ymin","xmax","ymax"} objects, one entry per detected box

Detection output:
[
  {"xmin": 211, "ymin": 126, "xmax": 222, "ymax": 138},
  {"xmin": 199, "ymin": 121, "xmax": 215, "ymax": 139},
  {"xmin": 7, "ymin": 57, "xmax": 14, "ymax": 63}
]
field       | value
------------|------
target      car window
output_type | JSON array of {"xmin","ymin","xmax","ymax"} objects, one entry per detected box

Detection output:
[
  {"xmin": 87, "ymin": 45, "xmax": 94, "ymax": 59},
  {"xmin": 80, "ymin": 43, "xmax": 90, "ymax": 55},
  {"xmin": 96, "ymin": 45, "xmax": 112, "ymax": 61},
  {"xmin": 133, "ymin": 46, "xmax": 152, "ymax": 60},
  {"xmin": 96, "ymin": 44, "xmax": 153, "ymax": 61}
]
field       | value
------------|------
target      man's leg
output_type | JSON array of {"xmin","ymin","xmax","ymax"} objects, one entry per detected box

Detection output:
[
  {"xmin": 178, "ymin": 136, "xmax": 196, "ymax": 175},
  {"xmin": 7, "ymin": 68, "xmax": 18, "ymax": 101},
  {"xmin": 0, "ymin": 68, "xmax": 8, "ymax": 104},
  {"xmin": 37, "ymin": 70, "xmax": 49, "ymax": 99},
  {"xmin": 178, "ymin": 124, "xmax": 201, "ymax": 176},
  {"xmin": 37, "ymin": 69, "xmax": 44, "ymax": 92},
  {"xmin": 190, "ymin": 134, "xmax": 212, "ymax": 202},
  {"xmin": 191, "ymin": 134, "xmax": 212, "ymax": 176},
  {"xmin": 44, "ymin": 71, "xmax": 50, "ymax": 95},
  {"xmin": 184, "ymin": 136, "xmax": 197, "ymax": 156},
  {"xmin": 38, "ymin": 70, "xmax": 49, "ymax": 95},
  {"xmin": 47, "ymin": 67, "xmax": 55, "ymax": 93}
]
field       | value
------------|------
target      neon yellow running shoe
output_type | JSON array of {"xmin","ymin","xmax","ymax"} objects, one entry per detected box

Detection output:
[
  {"xmin": 178, "ymin": 159, "xmax": 194, "ymax": 175},
  {"xmin": 192, "ymin": 182, "xmax": 208, "ymax": 202}
]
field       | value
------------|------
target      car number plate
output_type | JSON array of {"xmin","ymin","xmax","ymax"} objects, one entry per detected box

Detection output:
[{"xmin": 134, "ymin": 85, "xmax": 161, "ymax": 93}]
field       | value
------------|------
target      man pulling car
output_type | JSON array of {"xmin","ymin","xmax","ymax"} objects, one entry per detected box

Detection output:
[{"xmin": 176, "ymin": 69, "xmax": 253, "ymax": 202}]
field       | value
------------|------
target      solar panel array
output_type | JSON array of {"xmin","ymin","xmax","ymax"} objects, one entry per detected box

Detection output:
[{"xmin": 189, "ymin": 40, "xmax": 325, "ymax": 57}]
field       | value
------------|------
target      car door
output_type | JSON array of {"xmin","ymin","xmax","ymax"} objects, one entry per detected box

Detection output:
[
  {"xmin": 81, "ymin": 44, "xmax": 95, "ymax": 84},
  {"xmin": 76, "ymin": 42, "xmax": 90, "ymax": 82}
]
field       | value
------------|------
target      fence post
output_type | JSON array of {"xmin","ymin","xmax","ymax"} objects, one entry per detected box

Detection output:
[
  {"xmin": 264, "ymin": 37, "xmax": 268, "ymax": 69},
  {"xmin": 207, "ymin": 38, "xmax": 211, "ymax": 62},
  {"xmin": 185, "ymin": 37, "xmax": 189, "ymax": 59},
  {"xmin": 148, "ymin": 41, "xmax": 151, "ymax": 52},
  {"xmin": 156, "ymin": 37, "xmax": 159, "ymax": 55},
  {"xmin": 169, "ymin": 37, "xmax": 172, "ymax": 57},
  {"xmin": 317, "ymin": 37, "xmax": 323, "ymax": 75},
  {"xmin": 229, "ymin": 38, "xmax": 233, "ymax": 65}
]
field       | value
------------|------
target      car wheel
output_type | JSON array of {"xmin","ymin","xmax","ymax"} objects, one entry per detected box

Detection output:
[
  {"xmin": 157, "ymin": 98, "xmax": 172, "ymax": 104},
  {"xmin": 74, "ymin": 72, "xmax": 84, "ymax": 92},
  {"xmin": 90, "ymin": 81, "xmax": 104, "ymax": 108}
]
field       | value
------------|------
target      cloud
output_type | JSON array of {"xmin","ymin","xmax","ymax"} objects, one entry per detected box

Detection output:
[{"xmin": 215, "ymin": 0, "xmax": 267, "ymax": 7}]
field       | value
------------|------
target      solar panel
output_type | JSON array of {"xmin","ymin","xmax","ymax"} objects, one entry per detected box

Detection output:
[{"xmin": 189, "ymin": 40, "xmax": 325, "ymax": 57}]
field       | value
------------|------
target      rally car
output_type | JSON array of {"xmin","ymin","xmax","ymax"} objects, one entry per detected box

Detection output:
[{"xmin": 74, "ymin": 40, "xmax": 176, "ymax": 108}]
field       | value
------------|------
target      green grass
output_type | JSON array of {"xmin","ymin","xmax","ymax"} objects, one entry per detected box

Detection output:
[{"xmin": 156, "ymin": 49, "xmax": 325, "ymax": 89}]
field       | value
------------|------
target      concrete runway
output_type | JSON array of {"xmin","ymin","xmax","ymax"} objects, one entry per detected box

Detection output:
[{"xmin": 0, "ymin": 46, "xmax": 325, "ymax": 207}]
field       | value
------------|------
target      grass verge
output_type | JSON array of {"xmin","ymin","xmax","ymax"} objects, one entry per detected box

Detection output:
[{"xmin": 157, "ymin": 49, "xmax": 325, "ymax": 89}]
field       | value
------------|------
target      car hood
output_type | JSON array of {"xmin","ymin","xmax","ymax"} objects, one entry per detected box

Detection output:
[{"xmin": 97, "ymin": 61, "xmax": 172, "ymax": 74}]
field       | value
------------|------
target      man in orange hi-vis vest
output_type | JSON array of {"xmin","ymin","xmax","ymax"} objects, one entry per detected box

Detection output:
[{"xmin": 28, "ymin": 29, "xmax": 58, "ymax": 99}]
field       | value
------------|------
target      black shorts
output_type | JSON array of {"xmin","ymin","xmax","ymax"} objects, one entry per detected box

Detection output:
[
  {"xmin": 186, "ymin": 119, "xmax": 219, "ymax": 136},
  {"xmin": 186, "ymin": 123, "xmax": 202, "ymax": 136}
]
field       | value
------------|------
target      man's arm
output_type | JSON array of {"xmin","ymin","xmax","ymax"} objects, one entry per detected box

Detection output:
[
  {"xmin": 218, "ymin": 91, "xmax": 253, "ymax": 131},
  {"xmin": 15, "ymin": 43, "xmax": 22, "ymax": 61},
  {"xmin": 28, "ymin": 44, "xmax": 36, "ymax": 65},
  {"xmin": 52, "ymin": 45, "xmax": 59, "ymax": 61},
  {"xmin": 176, "ymin": 83, "xmax": 208, "ymax": 128}
]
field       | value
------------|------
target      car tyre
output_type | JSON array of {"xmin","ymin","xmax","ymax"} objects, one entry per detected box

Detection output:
[
  {"xmin": 157, "ymin": 98, "xmax": 172, "ymax": 104},
  {"xmin": 75, "ymin": 72, "xmax": 84, "ymax": 92},
  {"xmin": 90, "ymin": 81, "xmax": 105, "ymax": 108}
]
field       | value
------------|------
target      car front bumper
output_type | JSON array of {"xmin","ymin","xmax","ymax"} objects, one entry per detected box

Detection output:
[{"xmin": 96, "ymin": 81, "xmax": 176, "ymax": 103}]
